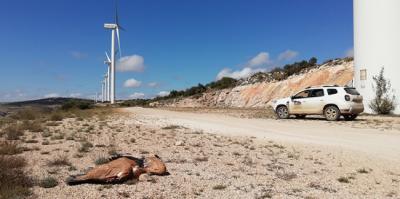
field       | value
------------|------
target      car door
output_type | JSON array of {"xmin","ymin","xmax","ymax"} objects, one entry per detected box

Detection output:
[
  {"xmin": 302, "ymin": 89, "xmax": 325, "ymax": 114},
  {"xmin": 289, "ymin": 90, "xmax": 309, "ymax": 114}
]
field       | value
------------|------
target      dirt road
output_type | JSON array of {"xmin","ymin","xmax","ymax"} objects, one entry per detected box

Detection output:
[{"xmin": 127, "ymin": 107, "xmax": 400, "ymax": 162}]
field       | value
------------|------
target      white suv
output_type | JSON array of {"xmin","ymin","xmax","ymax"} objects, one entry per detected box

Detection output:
[{"xmin": 272, "ymin": 86, "xmax": 364, "ymax": 121}]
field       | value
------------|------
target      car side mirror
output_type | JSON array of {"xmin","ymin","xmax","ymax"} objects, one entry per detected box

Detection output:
[{"xmin": 290, "ymin": 96, "xmax": 294, "ymax": 100}]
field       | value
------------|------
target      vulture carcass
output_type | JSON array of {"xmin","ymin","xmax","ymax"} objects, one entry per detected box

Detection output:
[{"xmin": 66, "ymin": 154, "xmax": 167, "ymax": 185}]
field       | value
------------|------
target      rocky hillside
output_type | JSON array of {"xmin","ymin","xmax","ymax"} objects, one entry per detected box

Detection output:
[{"xmin": 153, "ymin": 59, "xmax": 354, "ymax": 108}]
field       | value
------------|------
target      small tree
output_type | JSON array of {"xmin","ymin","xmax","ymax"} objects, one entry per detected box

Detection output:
[
  {"xmin": 308, "ymin": 57, "xmax": 318, "ymax": 66},
  {"xmin": 369, "ymin": 67, "xmax": 396, "ymax": 114}
]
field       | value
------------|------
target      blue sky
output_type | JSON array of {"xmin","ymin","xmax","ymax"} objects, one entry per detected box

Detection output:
[{"xmin": 0, "ymin": 0, "xmax": 353, "ymax": 102}]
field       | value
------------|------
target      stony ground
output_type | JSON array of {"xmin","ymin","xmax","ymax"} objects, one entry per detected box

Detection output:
[
  {"xmin": 6, "ymin": 108, "xmax": 398, "ymax": 198},
  {"xmin": 162, "ymin": 107, "xmax": 400, "ymax": 131}
]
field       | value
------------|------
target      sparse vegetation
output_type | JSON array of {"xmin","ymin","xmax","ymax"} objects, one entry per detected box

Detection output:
[
  {"xmin": 20, "ymin": 120, "xmax": 44, "ymax": 132},
  {"xmin": 212, "ymin": 184, "xmax": 227, "ymax": 190},
  {"xmin": 162, "ymin": 125, "xmax": 182, "ymax": 130},
  {"xmin": 51, "ymin": 133, "xmax": 64, "ymax": 140},
  {"xmin": 78, "ymin": 141, "xmax": 93, "ymax": 153},
  {"xmin": 369, "ymin": 67, "xmax": 397, "ymax": 114},
  {"xmin": 94, "ymin": 156, "xmax": 110, "ymax": 165},
  {"xmin": 276, "ymin": 171, "xmax": 297, "ymax": 181},
  {"xmin": 0, "ymin": 146, "xmax": 33, "ymax": 198},
  {"xmin": 25, "ymin": 139, "xmax": 39, "ymax": 143},
  {"xmin": 0, "ymin": 141, "xmax": 22, "ymax": 155},
  {"xmin": 47, "ymin": 155, "xmax": 71, "ymax": 167},
  {"xmin": 357, "ymin": 168, "xmax": 370, "ymax": 174},
  {"xmin": 38, "ymin": 176, "xmax": 58, "ymax": 188},
  {"xmin": 2, "ymin": 125, "xmax": 24, "ymax": 140},
  {"xmin": 194, "ymin": 156, "xmax": 208, "ymax": 162},
  {"xmin": 337, "ymin": 176, "xmax": 350, "ymax": 183},
  {"xmin": 50, "ymin": 113, "xmax": 64, "ymax": 121},
  {"xmin": 61, "ymin": 99, "xmax": 93, "ymax": 110}
]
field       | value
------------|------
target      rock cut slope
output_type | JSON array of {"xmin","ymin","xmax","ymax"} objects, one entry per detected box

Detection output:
[{"xmin": 163, "ymin": 59, "xmax": 354, "ymax": 108}]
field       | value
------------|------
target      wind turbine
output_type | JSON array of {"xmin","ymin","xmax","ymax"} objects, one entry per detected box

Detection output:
[
  {"xmin": 101, "ymin": 79, "xmax": 105, "ymax": 103},
  {"xmin": 104, "ymin": 52, "xmax": 111, "ymax": 102},
  {"xmin": 104, "ymin": 0, "xmax": 124, "ymax": 104}
]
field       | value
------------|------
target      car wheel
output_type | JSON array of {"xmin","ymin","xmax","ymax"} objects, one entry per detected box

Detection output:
[
  {"xmin": 324, "ymin": 105, "xmax": 341, "ymax": 121},
  {"xmin": 295, "ymin": 115, "xmax": 306, "ymax": 119},
  {"xmin": 344, "ymin": 114, "xmax": 358, "ymax": 121},
  {"xmin": 276, "ymin": 106, "xmax": 290, "ymax": 119}
]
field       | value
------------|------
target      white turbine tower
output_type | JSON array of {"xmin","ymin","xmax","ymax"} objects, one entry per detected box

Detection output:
[
  {"xmin": 101, "ymin": 79, "xmax": 105, "ymax": 103},
  {"xmin": 105, "ymin": 52, "xmax": 112, "ymax": 102},
  {"xmin": 104, "ymin": 1, "xmax": 124, "ymax": 104}
]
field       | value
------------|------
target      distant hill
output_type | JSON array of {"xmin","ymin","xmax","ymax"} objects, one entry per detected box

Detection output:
[
  {"xmin": 4, "ymin": 97, "xmax": 93, "ymax": 107},
  {"xmin": 150, "ymin": 58, "xmax": 354, "ymax": 108}
]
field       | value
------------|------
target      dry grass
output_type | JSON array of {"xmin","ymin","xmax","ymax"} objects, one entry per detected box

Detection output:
[
  {"xmin": 162, "ymin": 125, "xmax": 183, "ymax": 130},
  {"xmin": 78, "ymin": 141, "xmax": 93, "ymax": 153},
  {"xmin": 212, "ymin": 184, "xmax": 227, "ymax": 190},
  {"xmin": 0, "ymin": 144, "xmax": 33, "ymax": 198},
  {"xmin": 50, "ymin": 113, "xmax": 64, "ymax": 121},
  {"xmin": 20, "ymin": 120, "xmax": 44, "ymax": 132},
  {"xmin": 337, "ymin": 176, "xmax": 350, "ymax": 183},
  {"xmin": 0, "ymin": 141, "xmax": 22, "ymax": 155},
  {"xmin": 47, "ymin": 155, "xmax": 71, "ymax": 167},
  {"xmin": 2, "ymin": 125, "xmax": 24, "ymax": 140},
  {"xmin": 1, "ymin": 120, "xmax": 44, "ymax": 140}
]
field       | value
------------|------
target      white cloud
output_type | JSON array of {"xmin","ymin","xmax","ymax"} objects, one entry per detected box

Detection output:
[
  {"xmin": 247, "ymin": 52, "xmax": 271, "ymax": 67},
  {"xmin": 44, "ymin": 93, "xmax": 60, "ymax": 98},
  {"xmin": 129, "ymin": 92, "xmax": 145, "ymax": 99},
  {"xmin": 345, "ymin": 48, "xmax": 354, "ymax": 57},
  {"xmin": 70, "ymin": 51, "xmax": 88, "ymax": 59},
  {"xmin": 123, "ymin": 78, "xmax": 142, "ymax": 88},
  {"xmin": 216, "ymin": 67, "xmax": 266, "ymax": 80},
  {"xmin": 70, "ymin": 93, "xmax": 81, "ymax": 98},
  {"xmin": 148, "ymin": 82, "xmax": 159, "ymax": 88},
  {"xmin": 157, "ymin": 91, "xmax": 170, "ymax": 97},
  {"xmin": 278, "ymin": 50, "xmax": 299, "ymax": 61},
  {"xmin": 117, "ymin": 55, "xmax": 145, "ymax": 72}
]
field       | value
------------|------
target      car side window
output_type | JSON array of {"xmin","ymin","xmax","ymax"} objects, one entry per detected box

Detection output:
[
  {"xmin": 327, "ymin": 89, "xmax": 338, "ymax": 95},
  {"xmin": 309, "ymin": 89, "xmax": 324, "ymax": 98},
  {"xmin": 293, "ymin": 90, "xmax": 309, "ymax": 99}
]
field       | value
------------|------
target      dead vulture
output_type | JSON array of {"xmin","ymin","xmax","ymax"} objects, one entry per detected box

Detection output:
[{"xmin": 66, "ymin": 154, "xmax": 167, "ymax": 185}]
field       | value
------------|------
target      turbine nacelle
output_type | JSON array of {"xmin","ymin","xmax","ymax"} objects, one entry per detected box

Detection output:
[{"xmin": 104, "ymin": 23, "xmax": 118, "ymax": 29}]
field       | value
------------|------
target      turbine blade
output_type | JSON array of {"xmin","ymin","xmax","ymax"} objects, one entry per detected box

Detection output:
[
  {"xmin": 105, "ymin": 52, "xmax": 111, "ymax": 62},
  {"xmin": 116, "ymin": 27, "xmax": 122, "ymax": 59},
  {"xmin": 118, "ymin": 25, "xmax": 126, "ymax": 31},
  {"xmin": 115, "ymin": 0, "xmax": 119, "ymax": 25}
]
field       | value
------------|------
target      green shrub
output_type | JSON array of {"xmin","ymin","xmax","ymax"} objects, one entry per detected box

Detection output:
[
  {"xmin": 369, "ymin": 67, "xmax": 396, "ymax": 114},
  {"xmin": 207, "ymin": 77, "xmax": 237, "ymax": 90},
  {"xmin": 61, "ymin": 100, "xmax": 92, "ymax": 110},
  {"xmin": 38, "ymin": 177, "xmax": 58, "ymax": 188}
]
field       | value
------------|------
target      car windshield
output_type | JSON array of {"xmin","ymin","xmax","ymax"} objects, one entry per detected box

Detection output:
[
  {"xmin": 293, "ymin": 90, "xmax": 309, "ymax": 99},
  {"xmin": 344, "ymin": 88, "xmax": 360, "ymax": 95}
]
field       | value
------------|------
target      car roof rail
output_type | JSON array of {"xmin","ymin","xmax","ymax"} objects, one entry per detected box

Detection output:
[{"xmin": 322, "ymin": 85, "xmax": 340, "ymax": 87}]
